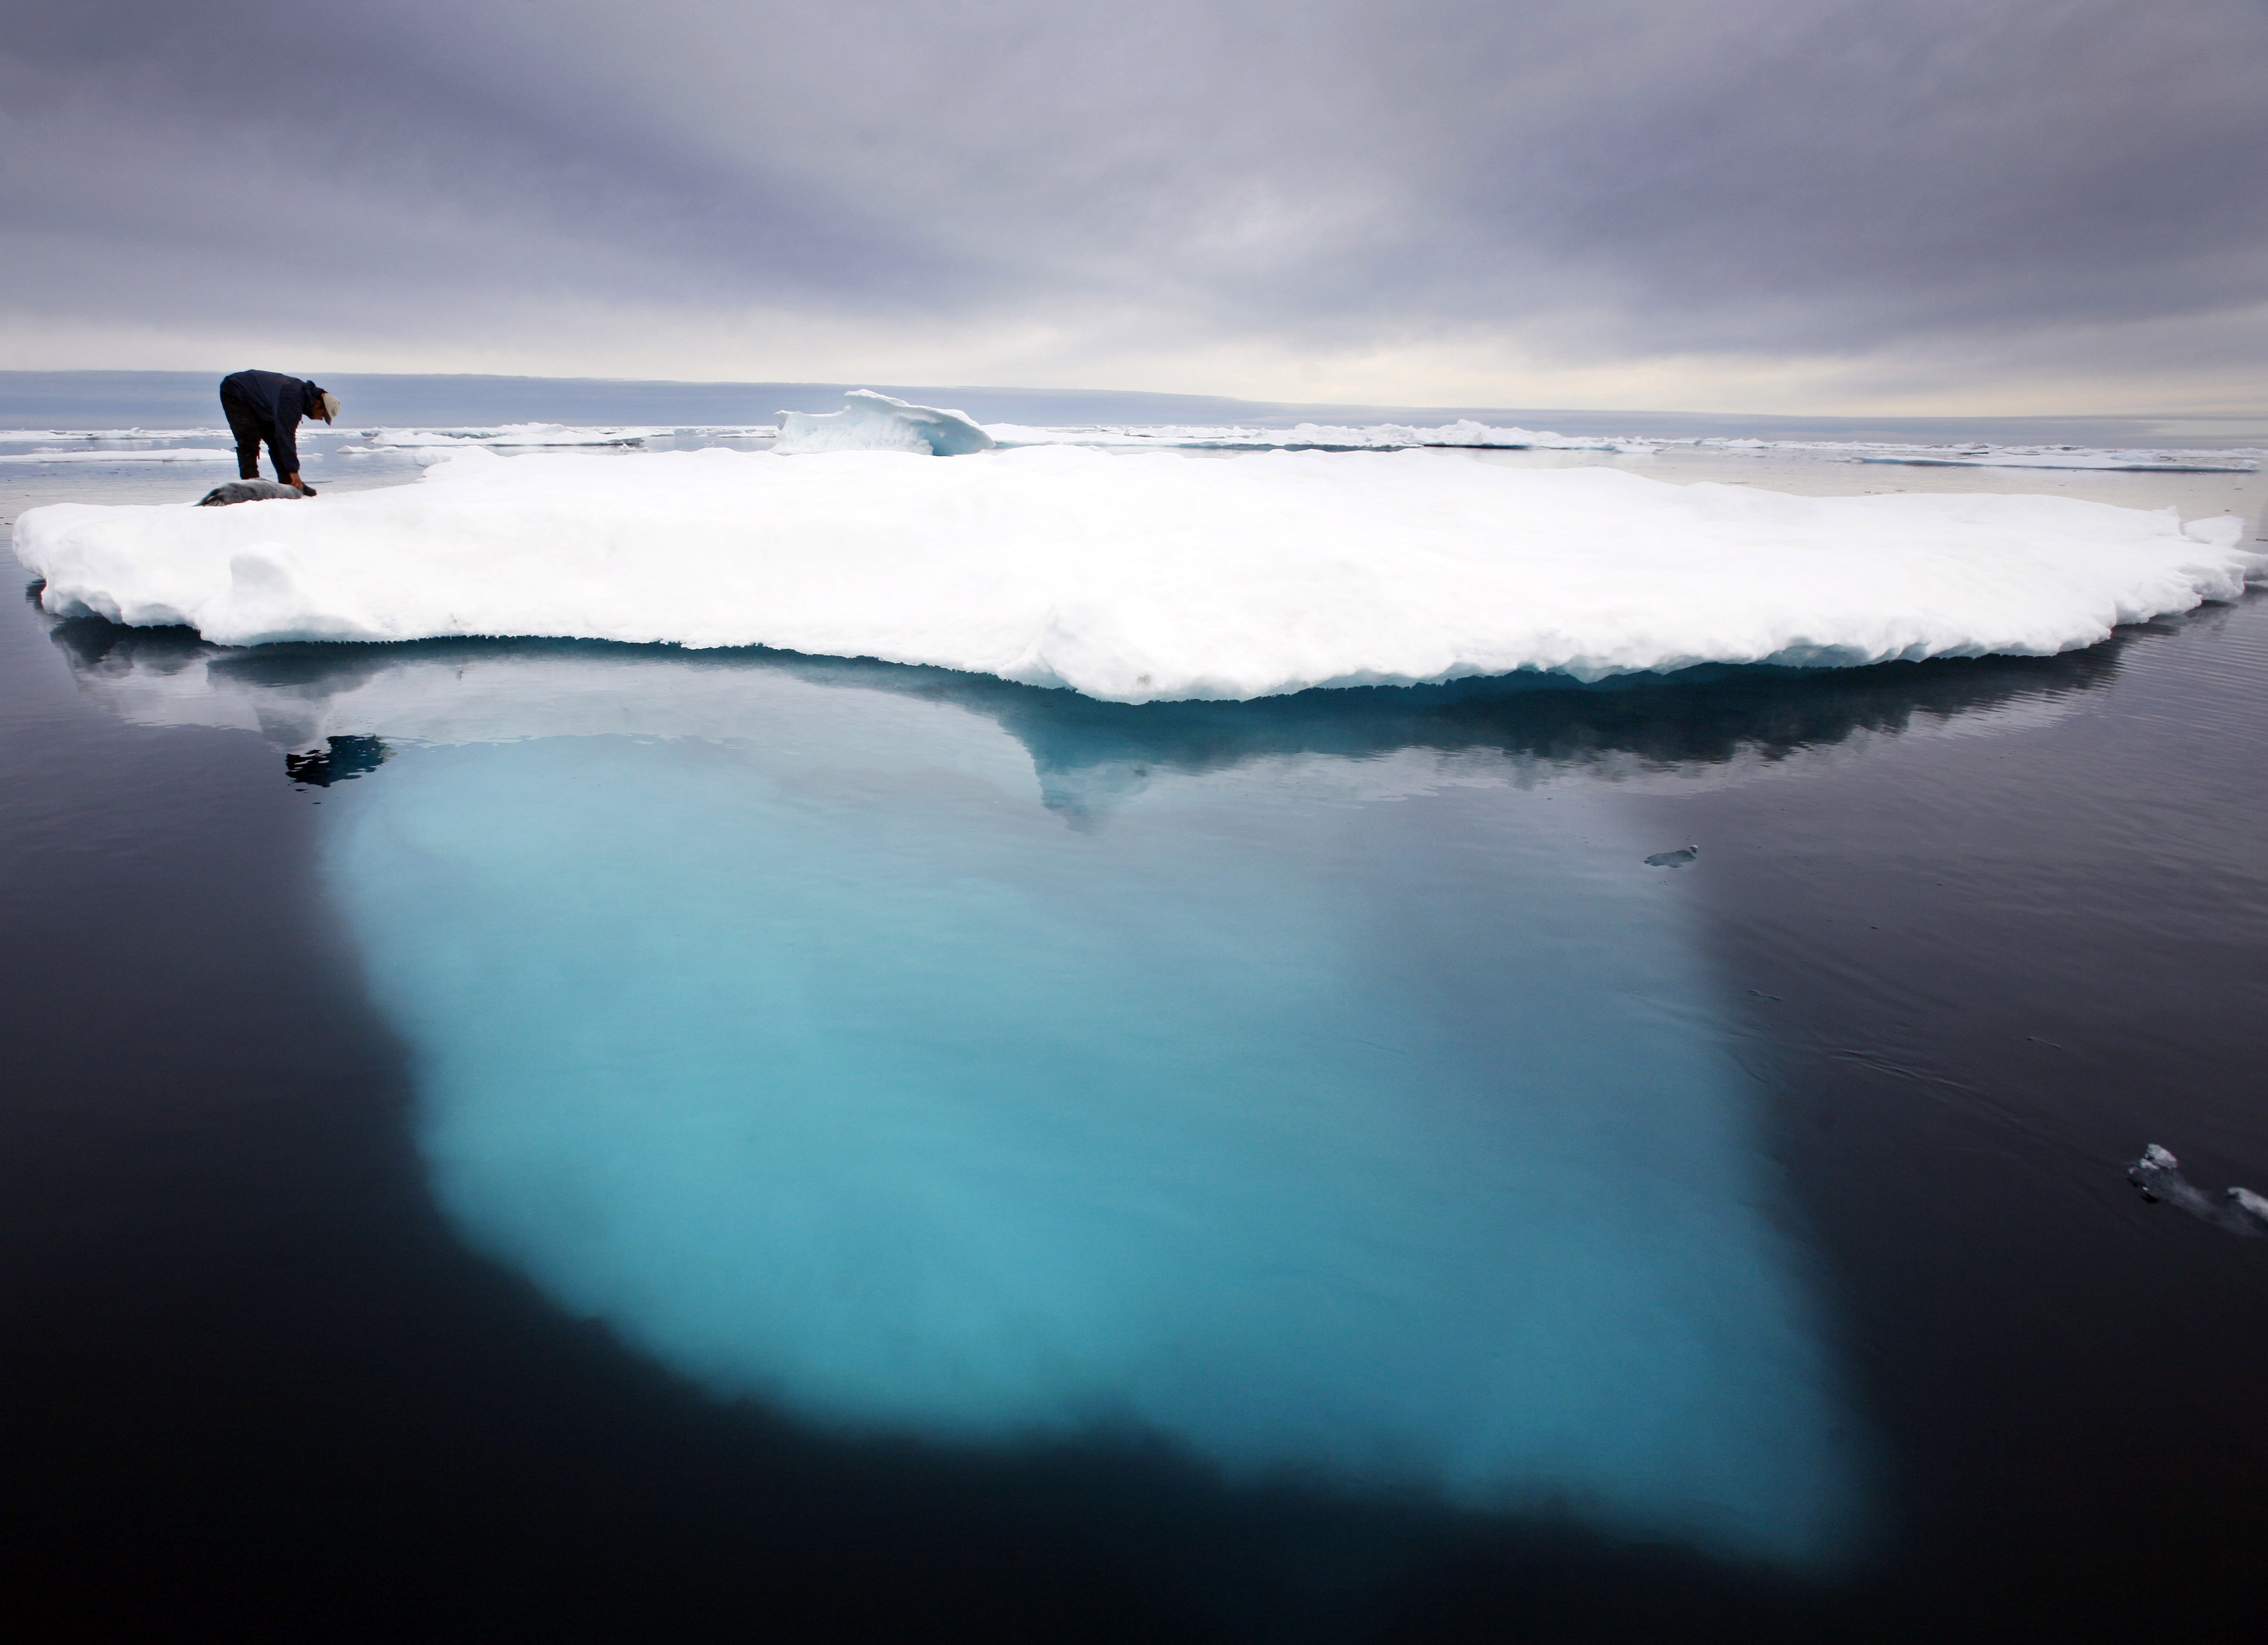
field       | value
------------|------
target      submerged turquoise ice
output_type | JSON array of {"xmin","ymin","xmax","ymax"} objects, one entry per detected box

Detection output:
[{"xmin": 321, "ymin": 671, "xmax": 1865, "ymax": 1567}]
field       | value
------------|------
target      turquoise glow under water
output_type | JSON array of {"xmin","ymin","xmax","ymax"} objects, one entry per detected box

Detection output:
[{"xmin": 323, "ymin": 676, "xmax": 1864, "ymax": 1568}]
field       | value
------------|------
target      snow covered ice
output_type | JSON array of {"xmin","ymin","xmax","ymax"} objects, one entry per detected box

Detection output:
[
  {"xmin": 16, "ymin": 442, "xmax": 2258, "ymax": 703},
  {"xmin": 774, "ymin": 389, "xmax": 995, "ymax": 455}
]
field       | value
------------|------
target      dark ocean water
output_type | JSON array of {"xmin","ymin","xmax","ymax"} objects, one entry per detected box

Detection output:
[{"xmin": 4, "ymin": 396, "xmax": 2266, "ymax": 1641}]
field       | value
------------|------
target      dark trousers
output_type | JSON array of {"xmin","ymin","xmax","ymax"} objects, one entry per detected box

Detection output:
[{"xmin": 220, "ymin": 389, "xmax": 290, "ymax": 481}]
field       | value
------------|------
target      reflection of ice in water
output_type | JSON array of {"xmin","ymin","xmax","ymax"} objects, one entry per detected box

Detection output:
[{"xmin": 321, "ymin": 672, "xmax": 1865, "ymax": 1569}]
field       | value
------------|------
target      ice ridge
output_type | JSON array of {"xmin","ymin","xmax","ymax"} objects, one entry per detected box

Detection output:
[{"xmin": 774, "ymin": 390, "xmax": 995, "ymax": 456}]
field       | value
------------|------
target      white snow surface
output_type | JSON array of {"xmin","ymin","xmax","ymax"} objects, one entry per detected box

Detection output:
[
  {"xmin": 775, "ymin": 390, "xmax": 995, "ymax": 456},
  {"xmin": 16, "ymin": 444, "xmax": 2260, "ymax": 703}
]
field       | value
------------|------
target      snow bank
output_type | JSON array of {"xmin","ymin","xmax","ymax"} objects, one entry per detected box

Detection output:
[
  {"xmin": 16, "ymin": 444, "xmax": 2258, "ymax": 703},
  {"xmin": 775, "ymin": 389, "xmax": 995, "ymax": 455}
]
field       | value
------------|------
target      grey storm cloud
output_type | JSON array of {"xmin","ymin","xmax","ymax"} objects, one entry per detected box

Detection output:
[{"xmin": 5, "ymin": 0, "xmax": 2264, "ymax": 396}]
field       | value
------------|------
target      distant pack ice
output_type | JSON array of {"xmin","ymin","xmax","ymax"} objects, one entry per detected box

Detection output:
[
  {"xmin": 774, "ymin": 389, "xmax": 996, "ymax": 455},
  {"xmin": 14, "ymin": 444, "xmax": 2259, "ymax": 703}
]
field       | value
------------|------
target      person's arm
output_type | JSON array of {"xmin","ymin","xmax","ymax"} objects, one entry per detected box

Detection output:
[
  {"xmin": 269, "ymin": 413, "xmax": 303, "ymax": 485},
  {"xmin": 278, "ymin": 380, "xmax": 331, "ymax": 491}
]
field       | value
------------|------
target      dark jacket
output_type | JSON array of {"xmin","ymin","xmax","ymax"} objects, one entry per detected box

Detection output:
[{"xmin": 219, "ymin": 369, "xmax": 330, "ymax": 479}]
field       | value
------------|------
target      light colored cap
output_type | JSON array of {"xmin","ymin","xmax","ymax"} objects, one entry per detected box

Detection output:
[{"xmin": 318, "ymin": 391, "xmax": 341, "ymax": 422}]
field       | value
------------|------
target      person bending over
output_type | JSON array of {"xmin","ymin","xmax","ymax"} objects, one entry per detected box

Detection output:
[{"xmin": 219, "ymin": 369, "xmax": 338, "ymax": 495}]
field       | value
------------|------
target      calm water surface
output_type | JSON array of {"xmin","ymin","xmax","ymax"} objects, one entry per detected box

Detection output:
[{"xmin": 3, "ymin": 448, "xmax": 2264, "ymax": 1641}]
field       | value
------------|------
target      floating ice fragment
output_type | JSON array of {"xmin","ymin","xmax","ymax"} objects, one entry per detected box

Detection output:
[
  {"xmin": 2127, "ymin": 1145, "xmax": 2267, "ymax": 1235},
  {"xmin": 774, "ymin": 389, "xmax": 996, "ymax": 456}
]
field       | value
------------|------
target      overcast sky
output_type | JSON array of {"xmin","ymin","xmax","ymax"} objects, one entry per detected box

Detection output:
[{"xmin": 5, "ymin": 0, "xmax": 2263, "ymax": 414}]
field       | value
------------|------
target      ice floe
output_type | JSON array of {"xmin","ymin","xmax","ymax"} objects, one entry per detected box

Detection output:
[
  {"xmin": 1857, "ymin": 448, "xmax": 2259, "ymax": 473},
  {"xmin": 984, "ymin": 418, "xmax": 1644, "ymax": 452},
  {"xmin": 0, "ymin": 427, "xmax": 231, "ymax": 443},
  {"xmin": 972, "ymin": 424, "xmax": 2258, "ymax": 470},
  {"xmin": 775, "ymin": 389, "xmax": 996, "ymax": 456},
  {"xmin": 341, "ymin": 423, "xmax": 761, "ymax": 450},
  {"xmin": 1666, "ymin": 438, "xmax": 2261, "ymax": 474},
  {"xmin": 0, "ymin": 446, "xmax": 238, "ymax": 464},
  {"xmin": 16, "ymin": 444, "xmax": 2258, "ymax": 702}
]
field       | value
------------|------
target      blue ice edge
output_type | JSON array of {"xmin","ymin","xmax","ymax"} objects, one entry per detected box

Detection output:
[{"xmin": 314, "ymin": 652, "xmax": 1875, "ymax": 1572}]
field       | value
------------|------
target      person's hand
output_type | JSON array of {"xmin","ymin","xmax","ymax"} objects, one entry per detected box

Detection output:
[{"xmin": 285, "ymin": 473, "xmax": 316, "ymax": 496}]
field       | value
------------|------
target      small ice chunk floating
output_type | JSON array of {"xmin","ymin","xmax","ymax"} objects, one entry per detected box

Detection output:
[
  {"xmin": 2128, "ymin": 1145, "xmax": 2268, "ymax": 1236},
  {"xmin": 774, "ymin": 389, "xmax": 996, "ymax": 456}
]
